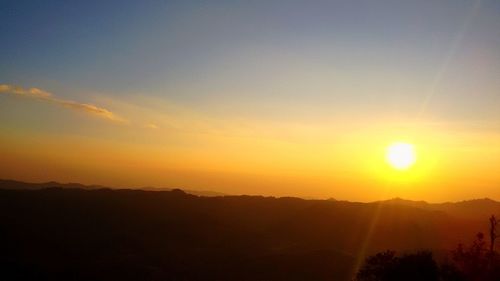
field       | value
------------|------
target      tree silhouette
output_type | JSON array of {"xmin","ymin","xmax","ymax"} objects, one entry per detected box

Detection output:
[
  {"xmin": 449, "ymin": 229, "xmax": 500, "ymax": 281},
  {"xmin": 489, "ymin": 215, "xmax": 497, "ymax": 254},
  {"xmin": 356, "ymin": 216, "xmax": 500, "ymax": 281},
  {"xmin": 355, "ymin": 250, "xmax": 396, "ymax": 281},
  {"xmin": 355, "ymin": 251, "xmax": 439, "ymax": 281},
  {"xmin": 451, "ymin": 232, "xmax": 489, "ymax": 280}
]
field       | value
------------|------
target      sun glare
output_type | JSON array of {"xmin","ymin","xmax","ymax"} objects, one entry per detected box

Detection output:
[{"xmin": 386, "ymin": 142, "xmax": 416, "ymax": 170}]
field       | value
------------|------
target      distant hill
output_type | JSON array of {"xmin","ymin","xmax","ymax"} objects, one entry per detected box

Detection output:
[
  {"xmin": 0, "ymin": 179, "xmax": 107, "ymax": 190},
  {"xmin": 0, "ymin": 184, "xmax": 499, "ymax": 281},
  {"xmin": 377, "ymin": 197, "xmax": 430, "ymax": 208},
  {"xmin": 0, "ymin": 179, "xmax": 227, "ymax": 197},
  {"xmin": 376, "ymin": 197, "xmax": 500, "ymax": 220}
]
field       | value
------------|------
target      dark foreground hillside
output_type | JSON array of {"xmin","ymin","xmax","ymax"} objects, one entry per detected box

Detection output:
[{"xmin": 0, "ymin": 188, "xmax": 495, "ymax": 281}]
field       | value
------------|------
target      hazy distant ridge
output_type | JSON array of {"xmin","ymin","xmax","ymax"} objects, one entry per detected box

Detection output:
[{"xmin": 0, "ymin": 179, "xmax": 226, "ymax": 197}]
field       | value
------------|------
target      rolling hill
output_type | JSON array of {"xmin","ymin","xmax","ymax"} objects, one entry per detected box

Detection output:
[{"xmin": 0, "ymin": 180, "xmax": 498, "ymax": 280}]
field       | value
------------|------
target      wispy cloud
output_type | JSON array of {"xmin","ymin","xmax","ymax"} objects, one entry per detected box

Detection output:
[
  {"xmin": 145, "ymin": 123, "xmax": 159, "ymax": 129},
  {"xmin": 0, "ymin": 84, "xmax": 125, "ymax": 122}
]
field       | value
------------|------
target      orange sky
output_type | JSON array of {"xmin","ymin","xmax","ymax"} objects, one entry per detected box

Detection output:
[{"xmin": 1, "ymin": 94, "xmax": 499, "ymax": 202}]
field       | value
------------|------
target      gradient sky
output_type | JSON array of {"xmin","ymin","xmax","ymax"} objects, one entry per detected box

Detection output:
[{"xmin": 1, "ymin": 0, "xmax": 499, "ymax": 201}]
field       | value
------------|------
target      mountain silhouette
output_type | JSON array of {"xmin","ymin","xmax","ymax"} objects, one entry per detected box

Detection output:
[
  {"xmin": 1, "ymin": 180, "xmax": 499, "ymax": 280},
  {"xmin": 0, "ymin": 179, "xmax": 227, "ymax": 197}
]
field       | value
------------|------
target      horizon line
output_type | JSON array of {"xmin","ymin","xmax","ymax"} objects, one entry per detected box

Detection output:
[{"xmin": 1, "ymin": 178, "xmax": 498, "ymax": 204}]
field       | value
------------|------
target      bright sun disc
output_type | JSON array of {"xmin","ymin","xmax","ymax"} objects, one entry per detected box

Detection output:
[{"xmin": 386, "ymin": 142, "xmax": 416, "ymax": 170}]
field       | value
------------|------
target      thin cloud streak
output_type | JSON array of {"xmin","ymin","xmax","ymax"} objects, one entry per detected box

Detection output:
[
  {"xmin": 0, "ymin": 84, "xmax": 126, "ymax": 122},
  {"xmin": 145, "ymin": 123, "xmax": 159, "ymax": 129}
]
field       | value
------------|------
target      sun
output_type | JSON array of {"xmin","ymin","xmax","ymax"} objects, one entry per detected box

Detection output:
[{"xmin": 386, "ymin": 142, "xmax": 416, "ymax": 170}]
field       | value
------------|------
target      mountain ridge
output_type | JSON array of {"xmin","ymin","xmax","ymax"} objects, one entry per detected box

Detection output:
[
  {"xmin": 1, "ymin": 178, "xmax": 498, "ymax": 205},
  {"xmin": 0, "ymin": 178, "xmax": 227, "ymax": 197},
  {"xmin": 0, "ymin": 185, "xmax": 499, "ymax": 281}
]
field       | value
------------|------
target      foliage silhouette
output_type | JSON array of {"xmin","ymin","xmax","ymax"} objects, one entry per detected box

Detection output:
[
  {"xmin": 355, "ymin": 251, "xmax": 439, "ymax": 281},
  {"xmin": 356, "ymin": 220, "xmax": 500, "ymax": 281},
  {"xmin": 489, "ymin": 215, "xmax": 498, "ymax": 253},
  {"xmin": 448, "ymin": 232, "xmax": 500, "ymax": 281}
]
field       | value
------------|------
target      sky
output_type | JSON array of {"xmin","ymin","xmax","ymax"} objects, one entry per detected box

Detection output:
[{"xmin": 1, "ymin": 0, "xmax": 500, "ymax": 202}]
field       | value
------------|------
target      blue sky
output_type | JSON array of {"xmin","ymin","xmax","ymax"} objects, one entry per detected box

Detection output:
[{"xmin": 2, "ymin": 0, "xmax": 499, "ymax": 115}]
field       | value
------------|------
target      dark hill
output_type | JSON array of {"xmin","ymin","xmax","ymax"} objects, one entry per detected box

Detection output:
[{"xmin": 0, "ymin": 186, "xmax": 498, "ymax": 280}]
